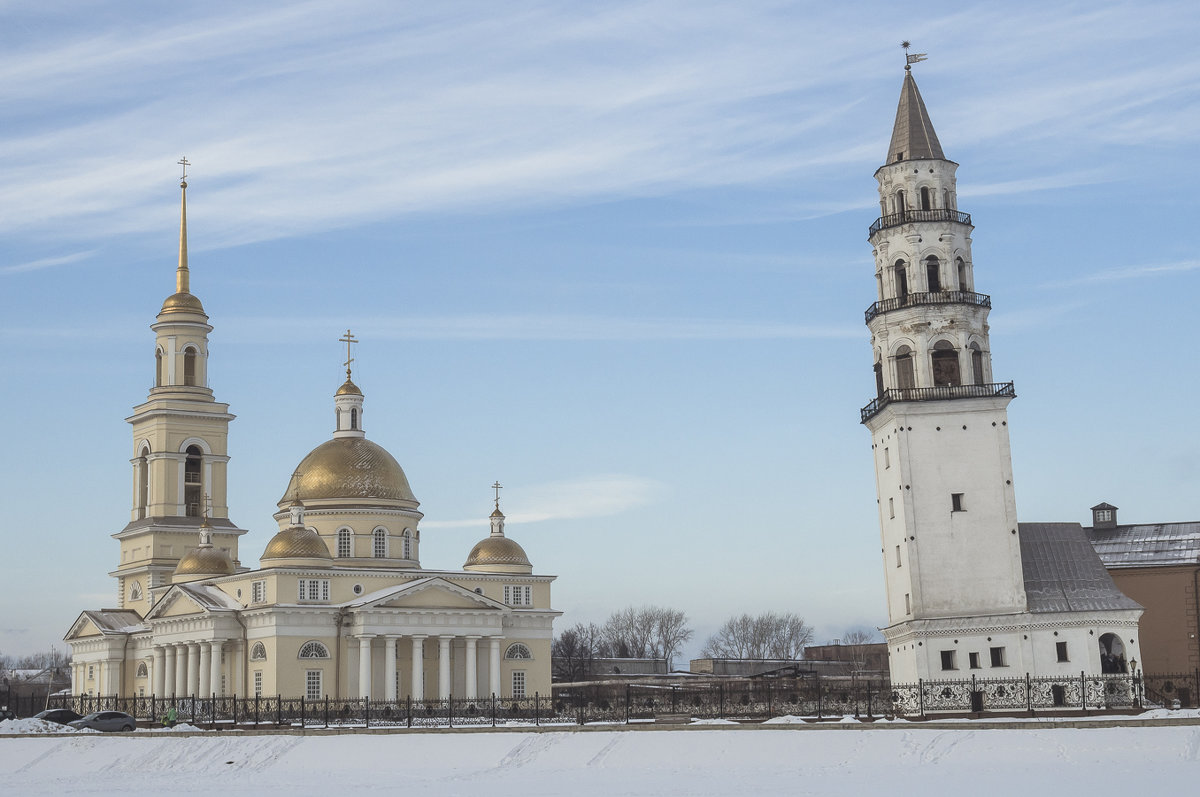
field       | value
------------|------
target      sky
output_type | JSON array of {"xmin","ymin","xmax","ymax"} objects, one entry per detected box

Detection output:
[{"xmin": 2, "ymin": 0, "xmax": 1199, "ymax": 660}]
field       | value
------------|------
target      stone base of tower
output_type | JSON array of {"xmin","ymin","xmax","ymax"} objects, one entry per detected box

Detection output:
[{"xmin": 883, "ymin": 608, "xmax": 1143, "ymax": 686}]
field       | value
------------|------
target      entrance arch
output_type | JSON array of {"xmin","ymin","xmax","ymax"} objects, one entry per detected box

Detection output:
[{"xmin": 1099, "ymin": 633, "xmax": 1127, "ymax": 673}]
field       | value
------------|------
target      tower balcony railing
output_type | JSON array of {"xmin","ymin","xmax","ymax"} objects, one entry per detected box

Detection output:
[
  {"xmin": 868, "ymin": 208, "xmax": 972, "ymax": 237},
  {"xmin": 864, "ymin": 290, "xmax": 991, "ymax": 324},
  {"xmin": 860, "ymin": 382, "xmax": 1016, "ymax": 424}
]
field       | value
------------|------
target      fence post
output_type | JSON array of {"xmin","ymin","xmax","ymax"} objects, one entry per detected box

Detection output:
[
  {"xmin": 233, "ymin": 694, "xmax": 238, "ymax": 726},
  {"xmin": 254, "ymin": 693, "xmax": 260, "ymax": 725},
  {"xmin": 1026, "ymin": 673, "xmax": 1032, "ymax": 713},
  {"xmin": 971, "ymin": 673, "xmax": 977, "ymax": 715},
  {"xmin": 448, "ymin": 694, "xmax": 453, "ymax": 729},
  {"xmin": 365, "ymin": 697, "xmax": 370, "ymax": 729},
  {"xmin": 407, "ymin": 695, "xmax": 412, "ymax": 729},
  {"xmin": 300, "ymin": 696, "xmax": 306, "ymax": 728},
  {"xmin": 151, "ymin": 695, "xmax": 157, "ymax": 724},
  {"xmin": 817, "ymin": 678, "xmax": 823, "ymax": 719},
  {"xmin": 718, "ymin": 682, "xmax": 724, "ymax": 719},
  {"xmin": 767, "ymin": 680, "xmax": 773, "ymax": 718},
  {"xmin": 867, "ymin": 681, "xmax": 873, "ymax": 719},
  {"xmin": 492, "ymin": 693, "xmax": 497, "ymax": 728},
  {"xmin": 1080, "ymin": 671, "xmax": 1086, "ymax": 711},
  {"xmin": 577, "ymin": 690, "xmax": 584, "ymax": 726},
  {"xmin": 276, "ymin": 694, "xmax": 281, "ymax": 727},
  {"xmin": 535, "ymin": 693, "xmax": 540, "ymax": 727},
  {"xmin": 918, "ymin": 678, "xmax": 925, "ymax": 718}
]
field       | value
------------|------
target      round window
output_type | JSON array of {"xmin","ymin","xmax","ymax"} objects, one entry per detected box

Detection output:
[{"xmin": 352, "ymin": 584, "xmax": 364, "ymax": 595}]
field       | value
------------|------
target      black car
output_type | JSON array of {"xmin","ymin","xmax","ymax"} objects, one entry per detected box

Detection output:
[
  {"xmin": 34, "ymin": 708, "xmax": 84, "ymax": 725},
  {"xmin": 68, "ymin": 711, "xmax": 137, "ymax": 732}
]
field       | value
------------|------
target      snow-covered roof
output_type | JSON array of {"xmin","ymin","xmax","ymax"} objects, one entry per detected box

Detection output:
[
  {"xmin": 78, "ymin": 610, "xmax": 147, "ymax": 635},
  {"xmin": 1018, "ymin": 523, "xmax": 1142, "ymax": 613},
  {"xmin": 175, "ymin": 583, "xmax": 242, "ymax": 611},
  {"xmin": 1086, "ymin": 522, "xmax": 1200, "ymax": 568}
]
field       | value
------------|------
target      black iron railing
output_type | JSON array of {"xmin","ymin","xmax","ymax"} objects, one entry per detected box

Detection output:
[
  {"xmin": 864, "ymin": 290, "xmax": 991, "ymax": 324},
  {"xmin": 860, "ymin": 381, "xmax": 1016, "ymax": 424},
  {"xmin": 869, "ymin": 208, "xmax": 972, "ymax": 237}
]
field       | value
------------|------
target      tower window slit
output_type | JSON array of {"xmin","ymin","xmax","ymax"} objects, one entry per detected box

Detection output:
[
  {"xmin": 184, "ymin": 445, "xmax": 202, "ymax": 517},
  {"xmin": 183, "ymin": 347, "xmax": 197, "ymax": 386}
]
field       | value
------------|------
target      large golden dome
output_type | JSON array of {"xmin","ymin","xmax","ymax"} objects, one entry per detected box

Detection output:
[
  {"xmin": 280, "ymin": 437, "xmax": 415, "ymax": 504},
  {"xmin": 175, "ymin": 545, "xmax": 235, "ymax": 577},
  {"xmin": 464, "ymin": 536, "xmax": 532, "ymax": 572},
  {"xmin": 262, "ymin": 526, "xmax": 333, "ymax": 561}
]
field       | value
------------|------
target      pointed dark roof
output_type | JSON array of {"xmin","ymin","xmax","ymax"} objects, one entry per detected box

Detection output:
[
  {"xmin": 886, "ymin": 70, "xmax": 945, "ymax": 164},
  {"xmin": 1018, "ymin": 523, "xmax": 1142, "ymax": 613}
]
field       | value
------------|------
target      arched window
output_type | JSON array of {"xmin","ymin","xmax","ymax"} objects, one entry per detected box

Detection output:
[
  {"xmin": 350, "ymin": 408, "xmax": 358, "ymax": 430},
  {"xmin": 931, "ymin": 340, "xmax": 961, "ymax": 387},
  {"xmin": 1098, "ymin": 633, "xmax": 1127, "ymax": 673},
  {"xmin": 969, "ymin": 343, "xmax": 985, "ymax": 386},
  {"xmin": 925, "ymin": 256, "xmax": 942, "ymax": 292},
  {"xmin": 184, "ymin": 445, "xmax": 203, "ymax": 517},
  {"xmin": 183, "ymin": 347, "xmax": 197, "ymax": 386},
  {"xmin": 155, "ymin": 348, "xmax": 163, "ymax": 387},
  {"xmin": 943, "ymin": 189, "xmax": 950, "ymax": 209},
  {"xmin": 298, "ymin": 641, "xmax": 331, "ymax": 659},
  {"xmin": 136, "ymin": 661, "xmax": 148, "ymax": 678},
  {"xmin": 373, "ymin": 527, "xmax": 387, "ymax": 558},
  {"xmin": 893, "ymin": 260, "xmax": 909, "ymax": 300},
  {"xmin": 136, "ymin": 445, "xmax": 150, "ymax": 520},
  {"xmin": 920, "ymin": 186, "xmax": 931, "ymax": 210},
  {"xmin": 337, "ymin": 528, "xmax": 352, "ymax": 558},
  {"xmin": 250, "ymin": 642, "xmax": 267, "ymax": 661},
  {"xmin": 129, "ymin": 581, "xmax": 143, "ymax": 601},
  {"xmin": 402, "ymin": 529, "xmax": 413, "ymax": 559},
  {"xmin": 956, "ymin": 257, "xmax": 968, "ymax": 291},
  {"xmin": 894, "ymin": 346, "xmax": 915, "ymax": 391},
  {"xmin": 895, "ymin": 190, "xmax": 906, "ymax": 214},
  {"xmin": 874, "ymin": 360, "xmax": 884, "ymax": 397},
  {"xmin": 505, "ymin": 643, "xmax": 533, "ymax": 660}
]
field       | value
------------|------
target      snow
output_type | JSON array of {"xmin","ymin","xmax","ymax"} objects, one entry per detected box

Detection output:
[
  {"xmin": 3, "ymin": 721, "xmax": 1199, "ymax": 795},
  {"xmin": 0, "ymin": 718, "xmax": 69, "ymax": 734}
]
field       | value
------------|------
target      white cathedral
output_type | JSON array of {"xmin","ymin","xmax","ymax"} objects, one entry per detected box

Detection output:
[
  {"xmin": 863, "ymin": 63, "xmax": 1143, "ymax": 684},
  {"xmin": 63, "ymin": 175, "xmax": 560, "ymax": 701}
]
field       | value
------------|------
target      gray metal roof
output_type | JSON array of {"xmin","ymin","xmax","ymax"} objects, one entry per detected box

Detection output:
[
  {"xmin": 81, "ymin": 610, "xmax": 146, "ymax": 634},
  {"xmin": 1086, "ymin": 522, "xmax": 1200, "ymax": 568},
  {"xmin": 1018, "ymin": 523, "xmax": 1142, "ymax": 613},
  {"xmin": 886, "ymin": 71, "xmax": 945, "ymax": 163}
]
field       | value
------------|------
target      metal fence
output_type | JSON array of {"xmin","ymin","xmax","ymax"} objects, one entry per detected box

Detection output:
[{"xmin": 35, "ymin": 670, "xmax": 1195, "ymax": 726}]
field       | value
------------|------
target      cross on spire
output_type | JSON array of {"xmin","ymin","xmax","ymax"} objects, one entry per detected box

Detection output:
[
  {"xmin": 492, "ymin": 480, "xmax": 503, "ymax": 509},
  {"xmin": 178, "ymin": 156, "xmax": 190, "ymax": 185},
  {"xmin": 339, "ymin": 329, "xmax": 358, "ymax": 380}
]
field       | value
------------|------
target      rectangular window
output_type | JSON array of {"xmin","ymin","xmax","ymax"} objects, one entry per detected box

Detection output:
[
  {"xmin": 298, "ymin": 579, "xmax": 330, "ymax": 602},
  {"xmin": 904, "ymin": 593, "xmax": 911, "ymax": 614},
  {"xmin": 373, "ymin": 530, "xmax": 387, "ymax": 558},
  {"xmin": 251, "ymin": 580, "xmax": 266, "ymax": 604},
  {"xmin": 503, "ymin": 585, "xmax": 532, "ymax": 606},
  {"xmin": 951, "ymin": 493, "xmax": 964, "ymax": 512},
  {"xmin": 1056, "ymin": 641, "xmax": 1069, "ymax": 662},
  {"xmin": 253, "ymin": 670, "xmax": 263, "ymax": 697},
  {"xmin": 1096, "ymin": 509, "xmax": 1111, "ymax": 522},
  {"xmin": 895, "ymin": 545, "xmax": 901, "ymax": 567},
  {"xmin": 512, "ymin": 670, "xmax": 526, "ymax": 698},
  {"xmin": 990, "ymin": 646, "xmax": 1006, "ymax": 667},
  {"xmin": 88, "ymin": 665, "xmax": 94, "ymax": 680},
  {"xmin": 969, "ymin": 652, "xmax": 980, "ymax": 669},
  {"xmin": 884, "ymin": 447, "xmax": 890, "ymax": 468},
  {"xmin": 305, "ymin": 670, "xmax": 323, "ymax": 700},
  {"xmin": 889, "ymin": 497, "xmax": 895, "ymax": 518},
  {"xmin": 940, "ymin": 650, "xmax": 956, "ymax": 670}
]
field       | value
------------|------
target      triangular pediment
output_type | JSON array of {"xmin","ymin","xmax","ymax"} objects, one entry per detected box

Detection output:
[
  {"xmin": 352, "ymin": 577, "xmax": 507, "ymax": 612},
  {"xmin": 65, "ymin": 614, "xmax": 103, "ymax": 640},
  {"xmin": 64, "ymin": 610, "xmax": 145, "ymax": 641},
  {"xmin": 144, "ymin": 585, "xmax": 218, "ymax": 621}
]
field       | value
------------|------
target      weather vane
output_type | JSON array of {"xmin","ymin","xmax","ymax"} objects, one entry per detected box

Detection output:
[
  {"xmin": 339, "ymin": 329, "xmax": 358, "ymax": 379},
  {"xmin": 178, "ymin": 156, "xmax": 190, "ymax": 185},
  {"xmin": 492, "ymin": 480, "xmax": 503, "ymax": 509},
  {"xmin": 901, "ymin": 41, "xmax": 927, "ymax": 71}
]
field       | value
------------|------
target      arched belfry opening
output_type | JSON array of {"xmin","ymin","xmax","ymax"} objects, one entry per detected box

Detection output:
[
  {"xmin": 136, "ymin": 444, "xmax": 150, "ymax": 519},
  {"xmin": 894, "ymin": 345, "xmax": 915, "ymax": 390},
  {"xmin": 931, "ymin": 340, "xmax": 960, "ymax": 387},
  {"xmin": 1099, "ymin": 634, "xmax": 1128, "ymax": 673},
  {"xmin": 894, "ymin": 260, "xmax": 909, "ymax": 300},
  {"xmin": 956, "ymin": 257, "xmax": 969, "ymax": 291},
  {"xmin": 874, "ymin": 359, "xmax": 884, "ymax": 396},
  {"xmin": 155, "ymin": 348, "xmax": 163, "ymax": 387},
  {"xmin": 184, "ymin": 445, "xmax": 203, "ymax": 517},
  {"xmin": 925, "ymin": 256, "xmax": 941, "ymax": 292},
  {"xmin": 183, "ymin": 347, "xmax": 197, "ymax": 386},
  {"xmin": 920, "ymin": 186, "xmax": 932, "ymax": 210},
  {"xmin": 969, "ymin": 343, "xmax": 985, "ymax": 385}
]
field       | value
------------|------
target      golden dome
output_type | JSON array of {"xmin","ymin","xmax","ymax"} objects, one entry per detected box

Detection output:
[
  {"xmin": 175, "ymin": 545, "xmax": 235, "ymax": 577},
  {"xmin": 262, "ymin": 526, "xmax": 333, "ymax": 561},
  {"xmin": 280, "ymin": 437, "xmax": 415, "ymax": 504},
  {"xmin": 160, "ymin": 291, "xmax": 206, "ymax": 314},
  {"xmin": 464, "ymin": 536, "xmax": 532, "ymax": 571},
  {"xmin": 335, "ymin": 379, "xmax": 362, "ymax": 396}
]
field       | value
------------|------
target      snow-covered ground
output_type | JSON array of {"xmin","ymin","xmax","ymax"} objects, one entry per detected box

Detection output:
[{"xmin": 3, "ymin": 719, "xmax": 1198, "ymax": 796}]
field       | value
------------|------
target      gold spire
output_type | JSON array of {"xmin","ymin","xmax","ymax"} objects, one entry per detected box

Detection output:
[{"xmin": 177, "ymin": 156, "xmax": 190, "ymax": 294}]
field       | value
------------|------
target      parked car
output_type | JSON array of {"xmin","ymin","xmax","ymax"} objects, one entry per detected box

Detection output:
[
  {"xmin": 34, "ymin": 708, "xmax": 83, "ymax": 725},
  {"xmin": 0, "ymin": 706, "xmax": 16, "ymax": 721},
  {"xmin": 68, "ymin": 711, "xmax": 137, "ymax": 732}
]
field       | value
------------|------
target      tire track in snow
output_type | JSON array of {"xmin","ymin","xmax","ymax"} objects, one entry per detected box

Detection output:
[
  {"xmin": 586, "ymin": 735, "xmax": 621, "ymax": 767},
  {"xmin": 496, "ymin": 733, "xmax": 561, "ymax": 770},
  {"xmin": 918, "ymin": 730, "xmax": 973, "ymax": 764}
]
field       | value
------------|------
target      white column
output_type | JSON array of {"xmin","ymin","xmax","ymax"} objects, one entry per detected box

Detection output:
[
  {"xmin": 465, "ymin": 636, "xmax": 479, "ymax": 700},
  {"xmin": 186, "ymin": 643, "xmax": 201, "ymax": 697},
  {"xmin": 209, "ymin": 642, "xmax": 223, "ymax": 696},
  {"xmin": 164, "ymin": 646, "xmax": 177, "ymax": 696},
  {"xmin": 489, "ymin": 637, "xmax": 503, "ymax": 698},
  {"xmin": 384, "ymin": 636, "xmax": 398, "ymax": 701},
  {"xmin": 233, "ymin": 641, "xmax": 245, "ymax": 697},
  {"xmin": 198, "ymin": 643, "xmax": 212, "ymax": 697},
  {"xmin": 411, "ymin": 635, "xmax": 425, "ymax": 700},
  {"xmin": 151, "ymin": 647, "xmax": 165, "ymax": 696},
  {"xmin": 438, "ymin": 636, "xmax": 453, "ymax": 699},
  {"xmin": 173, "ymin": 645, "xmax": 187, "ymax": 697},
  {"xmin": 358, "ymin": 635, "xmax": 374, "ymax": 698}
]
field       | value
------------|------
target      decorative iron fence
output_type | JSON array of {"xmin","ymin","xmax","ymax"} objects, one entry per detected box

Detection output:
[
  {"xmin": 869, "ymin": 208, "xmax": 972, "ymax": 237},
  {"xmin": 864, "ymin": 290, "xmax": 991, "ymax": 325},
  {"xmin": 37, "ymin": 670, "xmax": 1190, "ymax": 726}
]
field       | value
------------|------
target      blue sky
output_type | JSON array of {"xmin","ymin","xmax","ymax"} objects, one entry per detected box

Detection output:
[{"xmin": 2, "ymin": 1, "xmax": 1199, "ymax": 660}]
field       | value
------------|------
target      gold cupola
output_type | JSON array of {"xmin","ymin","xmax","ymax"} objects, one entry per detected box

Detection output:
[
  {"xmin": 261, "ymin": 499, "xmax": 333, "ymax": 563},
  {"xmin": 173, "ymin": 516, "xmax": 236, "ymax": 582},
  {"xmin": 464, "ymin": 487, "xmax": 532, "ymax": 574}
]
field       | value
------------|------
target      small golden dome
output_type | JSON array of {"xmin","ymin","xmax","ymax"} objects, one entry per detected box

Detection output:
[
  {"xmin": 464, "ymin": 536, "xmax": 532, "ymax": 572},
  {"xmin": 262, "ymin": 526, "xmax": 333, "ymax": 561},
  {"xmin": 175, "ymin": 545, "xmax": 235, "ymax": 576},
  {"xmin": 335, "ymin": 379, "xmax": 362, "ymax": 396},
  {"xmin": 280, "ymin": 437, "xmax": 415, "ymax": 505},
  {"xmin": 160, "ymin": 291, "xmax": 206, "ymax": 314}
]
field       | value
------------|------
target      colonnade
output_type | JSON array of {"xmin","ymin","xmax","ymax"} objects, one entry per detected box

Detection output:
[
  {"xmin": 149, "ymin": 639, "xmax": 244, "ymax": 697},
  {"xmin": 356, "ymin": 633, "xmax": 504, "ymax": 700}
]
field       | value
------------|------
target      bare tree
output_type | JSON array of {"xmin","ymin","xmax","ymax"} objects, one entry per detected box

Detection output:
[
  {"xmin": 598, "ymin": 606, "xmax": 694, "ymax": 669},
  {"xmin": 551, "ymin": 623, "xmax": 602, "ymax": 682},
  {"xmin": 702, "ymin": 612, "xmax": 814, "ymax": 660},
  {"xmin": 841, "ymin": 627, "xmax": 880, "ymax": 670}
]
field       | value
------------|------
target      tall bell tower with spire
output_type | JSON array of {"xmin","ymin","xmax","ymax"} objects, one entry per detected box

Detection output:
[
  {"xmin": 112, "ymin": 160, "xmax": 247, "ymax": 614},
  {"xmin": 861, "ymin": 55, "xmax": 1029, "ymax": 682}
]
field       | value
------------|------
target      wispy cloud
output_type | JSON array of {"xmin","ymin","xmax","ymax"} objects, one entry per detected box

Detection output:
[
  {"xmin": 0, "ymin": 250, "xmax": 95, "ymax": 275},
  {"xmin": 422, "ymin": 474, "xmax": 661, "ymax": 528},
  {"xmin": 1044, "ymin": 260, "xmax": 1200, "ymax": 288}
]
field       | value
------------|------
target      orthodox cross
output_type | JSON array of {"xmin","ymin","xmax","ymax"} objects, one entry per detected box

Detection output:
[
  {"xmin": 178, "ymin": 156, "xmax": 190, "ymax": 184},
  {"xmin": 202, "ymin": 492, "xmax": 212, "ymax": 520},
  {"xmin": 339, "ymin": 329, "xmax": 358, "ymax": 379},
  {"xmin": 492, "ymin": 480, "xmax": 503, "ymax": 509}
]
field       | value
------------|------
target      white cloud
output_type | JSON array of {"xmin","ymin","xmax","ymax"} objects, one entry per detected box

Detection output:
[
  {"xmin": 1043, "ymin": 260, "xmax": 1200, "ymax": 288},
  {"xmin": 1, "ymin": 250, "xmax": 95, "ymax": 275},
  {"xmin": 422, "ymin": 474, "xmax": 661, "ymax": 528}
]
